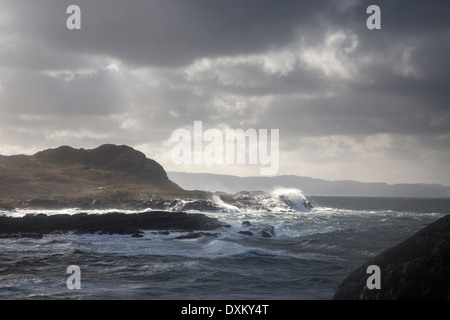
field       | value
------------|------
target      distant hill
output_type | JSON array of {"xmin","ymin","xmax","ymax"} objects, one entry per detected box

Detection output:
[
  {"xmin": 168, "ymin": 172, "xmax": 450, "ymax": 198},
  {"xmin": 0, "ymin": 144, "xmax": 180, "ymax": 201}
]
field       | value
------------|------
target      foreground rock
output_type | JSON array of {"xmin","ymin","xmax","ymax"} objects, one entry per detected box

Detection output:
[
  {"xmin": 333, "ymin": 214, "xmax": 450, "ymax": 300},
  {"xmin": 0, "ymin": 211, "xmax": 227, "ymax": 238}
]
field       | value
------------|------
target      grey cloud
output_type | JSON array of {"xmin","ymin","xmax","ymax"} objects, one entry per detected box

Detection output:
[
  {"xmin": 0, "ymin": 0, "xmax": 449, "ymax": 184},
  {"xmin": 0, "ymin": 68, "xmax": 128, "ymax": 116}
]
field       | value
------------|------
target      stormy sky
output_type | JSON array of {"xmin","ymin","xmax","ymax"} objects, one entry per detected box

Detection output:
[{"xmin": 0, "ymin": 0, "xmax": 449, "ymax": 185}]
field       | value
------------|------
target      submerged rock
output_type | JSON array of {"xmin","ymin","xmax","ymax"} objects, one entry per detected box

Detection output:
[
  {"xmin": 175, "ymin": 232, "xmax": 220, "ymax": 240},
  {"xmin": 240, "ymin": 221, "xmax": 276, "ymax": 238},
  {"xmin": 333, "ymin": 214, "xmax": 450, "ymax": 300}
]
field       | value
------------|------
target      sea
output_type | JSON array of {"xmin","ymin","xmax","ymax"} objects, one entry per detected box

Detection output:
[{"xmin": 0, "ymin": 191, "xmax": 449, "ymax": 300}]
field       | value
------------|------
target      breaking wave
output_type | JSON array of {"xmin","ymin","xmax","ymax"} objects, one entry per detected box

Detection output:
[
  {"xmin": 270, "ymin": 187, "xmax": 312, "ymax": 212},
  {"xmin": 210, "ymin": 188, "xmax": 313, "ymax": 213},
  {"xmin": 211, "ymin": 195, "xmax": 241, "ymax": 213}
]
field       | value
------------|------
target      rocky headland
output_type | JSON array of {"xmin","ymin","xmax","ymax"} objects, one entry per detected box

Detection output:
[
  {"xmin": 0, "ymin": 144, "xmax": 181, "ymax": 209},
  {"xmin": 0, "ymin": 144, "xmax": 312, "ymax": 213}
]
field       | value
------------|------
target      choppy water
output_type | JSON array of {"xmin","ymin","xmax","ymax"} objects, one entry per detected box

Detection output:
[{"xmin": 0, "ymin": 196, "xmax": 448, "ymax": 300}]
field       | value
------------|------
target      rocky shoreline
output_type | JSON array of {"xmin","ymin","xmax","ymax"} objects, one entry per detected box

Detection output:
[
  {"xmin": 0, "ymin": 188, "xmax": 313, "ymax": 214},
  {"xmin": 0, "ymin": 211, "xmax": 228, "ymax": 239}
]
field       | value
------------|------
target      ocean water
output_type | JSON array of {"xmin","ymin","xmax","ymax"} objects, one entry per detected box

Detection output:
[{"xmin": 0, "ymin": 194, "xmax": 449, "ymax": 300}]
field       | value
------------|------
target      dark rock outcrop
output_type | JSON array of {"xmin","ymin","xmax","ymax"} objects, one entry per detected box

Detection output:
[
  {"xmin": 333, "ymin": 214, "xmax": 450, "ymax": 300},
  {"xmin": 0, "ymin": 211, "xmax": 226, "ymax": 238}
]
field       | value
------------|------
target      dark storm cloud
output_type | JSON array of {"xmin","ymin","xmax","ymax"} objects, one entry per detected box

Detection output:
[
  {"xmin": 1, "ymin": 0, "xmax": 329, "ymax": 69},
  {"xmin": 2, "ymin": 0, "xmax": 449, "ymax": 72}
]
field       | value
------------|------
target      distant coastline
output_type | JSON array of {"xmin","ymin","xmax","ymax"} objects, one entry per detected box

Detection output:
[{"xmin": 168, "ymin": 172, "xmax": 450, "ymax": 198}]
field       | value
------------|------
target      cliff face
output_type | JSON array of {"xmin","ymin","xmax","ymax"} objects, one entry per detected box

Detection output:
[
  {"xmin": 333, "ymin": 214, "xmax": 450, "ymax": 300},
  {"xmin": 0, "ymin": 144, "xmax": 180, "ymax": 200}
]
